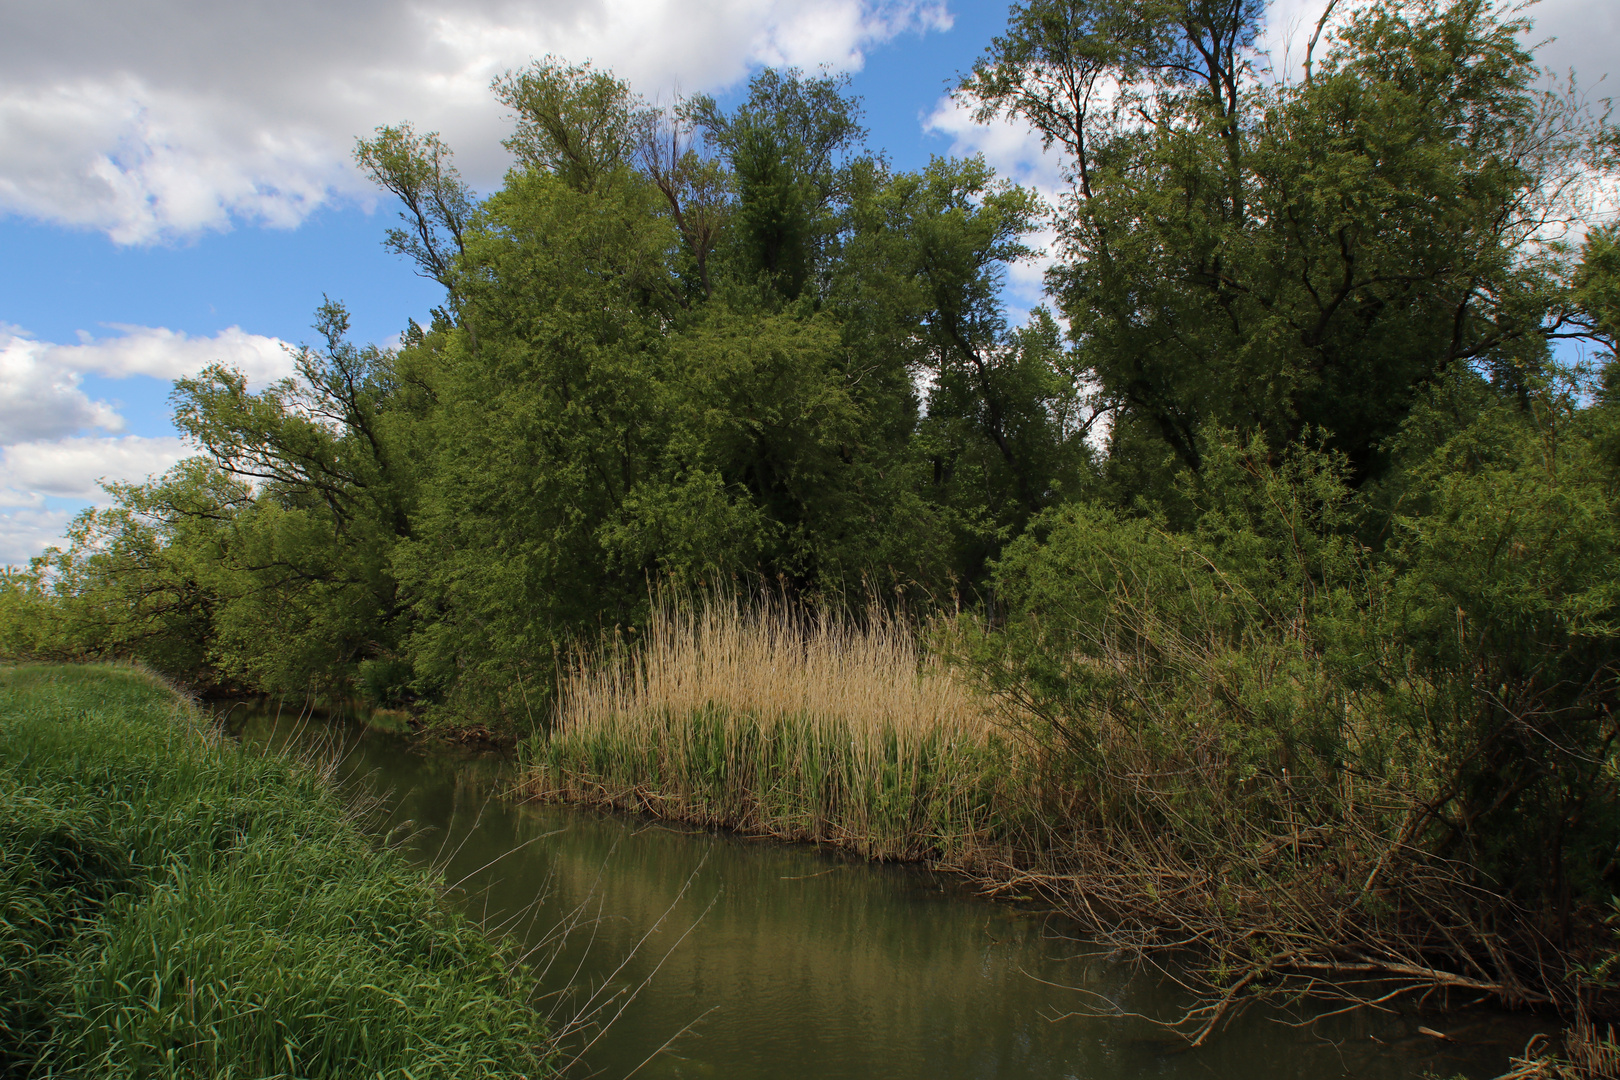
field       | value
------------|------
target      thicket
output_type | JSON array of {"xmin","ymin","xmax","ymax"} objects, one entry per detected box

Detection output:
[
  {"xmin": 954, "ymin": 408, "xmax": 1620, "ymax": 1038},
  {"xmin": 2, "ymin": 0, "xmax": 1619, "ymax": 1054},
  {"xmin": 0, "ymin": 664, "xmax": 552, "ymax": 1078},
  {"xmin": 0, "ymin": 58, "xmax": 1092, "ymax": 716}
]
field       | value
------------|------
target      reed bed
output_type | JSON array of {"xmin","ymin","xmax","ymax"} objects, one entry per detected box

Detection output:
[
  {"xmin": 0, "ymin": 663, "xmax": 553, "ymax": 1079},
  {"xmin": 523, "ymin": 596, "xmax": 1015, "ymax": 860}
]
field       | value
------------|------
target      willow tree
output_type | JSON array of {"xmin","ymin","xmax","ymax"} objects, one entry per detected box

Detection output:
[{"xmin": 964, "ymin": 0, "xmax": 1613, "ymax": 484}]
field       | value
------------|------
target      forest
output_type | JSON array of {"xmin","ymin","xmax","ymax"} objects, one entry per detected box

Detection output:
[{"xmin": 4, "ymin": 0, "xmax": 1620, "ymax": 1061}]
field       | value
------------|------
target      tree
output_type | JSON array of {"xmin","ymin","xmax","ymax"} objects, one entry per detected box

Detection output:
[
  {"xmin": 11, "ymin": 59, "xmax": 1086, "ymax": 712},
  {"xmin": 637, "ymin": 105, "xmax": 730, "ymax": 300},
  {"xmin": 687, "ymin": 68, "xmax": 869, "ymax": 300},
  {"xmin": 963, "ymin": 0, "xmax": 1615, "ymax": 484},
  {"xmin": 836, "ymin": 155, "xmax": 1102, "ymax": 574},
  {"xmin": 166, "ymin": 301, "xmax": 426, "ymax": 695},
  {"xmin": 494, "ymin": 58, "xmax": 647, "ymax": 193},
  {"xmin": 354, "ymin": 124, "xmax": 474, "ymax": 295}
]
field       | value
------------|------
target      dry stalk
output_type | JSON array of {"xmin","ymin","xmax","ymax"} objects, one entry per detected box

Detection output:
[
  {"xmin": 527, "ymin": 586, "xmax": 1615, "ymax": 1047},
  {"xmin": 953, "ymin": 582, "xmax": 1602, "ymax": 1042},
  {"xmin": 524, "ymin": 592, "xmax": 1013, "ymax": 863}
]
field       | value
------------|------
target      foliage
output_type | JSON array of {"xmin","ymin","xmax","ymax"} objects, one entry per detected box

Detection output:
[
  {"xmin": 494, "ymin": 59, "xmax": 646, "ymax": 194},
  {"xmin": 686, "ymin": 67, "xmax": 868, "ymax": 300},
  {"xmin": 2, "ymin": 62, "xmax": 1063, "ymax": 722},
  {"xmin": 837, "ymin": 156, "xmax": 1101, "ymax": 566},
  {"xmin": 5, "ymin": 0, "xmax": 1620, "ymax": 1039},
  {"xmin": 965, "ymin": 400, "xmax": 1620, "ymax": 1021},
  {"xmin": 962, "ymin": 0, "xmax": 1612, "ymax": 484},
  {"xmin": 355, "ymin": 123, "xmax": 474, "ymax": 292}
]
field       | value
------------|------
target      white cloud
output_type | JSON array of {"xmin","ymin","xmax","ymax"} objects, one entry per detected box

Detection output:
[
  {"xmin": 0, "ymin": 0, "xmax": 950, "ymax": 244},
  {"xmin": 0, "ymin": 507, "xmax": 78, "ymax": 566},
  {"xmin": 0, "ymin": 436, "xmax": 189, "ymax": 506},
  {"xmin": 0, "ymin": 77, "xmax": 353, "ymax": 244},
  {"xmin": 924, "ymin": 96, "xmax": 1066, "ymax": 195},
  {"xmin": 0, "ymin": 322, "xmax": 291, "ymax": 564},
  {"xmin": 0, "ymin": 435, "xmax": 190, "ymax": 565},
  {"xmin": 0, "ymin": 327, "xmax": 124, "ymax": 443},
  {"xmin": 0, "ymin": 323, "xmax": 293, "ymax": 447},
  {"xmin": 55, "ymin": 324, "xmax": 295, "ymax": 385}
]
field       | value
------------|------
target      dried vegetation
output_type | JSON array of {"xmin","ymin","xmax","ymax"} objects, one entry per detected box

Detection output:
[{"xmin": 523, "ymin": 594, "xmax": 1013, "ymax": 861}]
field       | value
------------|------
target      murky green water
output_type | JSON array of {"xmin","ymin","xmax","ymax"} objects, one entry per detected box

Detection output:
[{"xmin": 225, "ymin": 703, "xmax": 1545, "ymax": 1079}]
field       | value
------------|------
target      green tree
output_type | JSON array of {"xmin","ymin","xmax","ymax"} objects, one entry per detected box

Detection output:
[
  {"xmin": 164, "ymin": 301, "xmax": 427, "ymax": 695},
  {"xmin": 494, "ymin": 58, "xmax": 647, "ymax": 193},
  {"xmin": 688, "ymin": 68, "xmax": 869, "ymax": 300},
  {"xmin": 836, "ymin": 155, "xmax": 1102, "ymax": 577},
  {"xmin": 391, "ymin": 165, "xmax": 680, "ymax": 717},
  {"xmin": 964, "ymin": 0, "xmax": 1613, "ymax": 485},
  {"xmin": 354, "ymin": 123, "xmax": 474, "ymax": 294}
]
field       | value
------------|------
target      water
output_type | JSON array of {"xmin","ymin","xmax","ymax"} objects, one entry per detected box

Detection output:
[{"xmin": 225, "ymin": 703, "xmax": 1546, "ymax": 1080}]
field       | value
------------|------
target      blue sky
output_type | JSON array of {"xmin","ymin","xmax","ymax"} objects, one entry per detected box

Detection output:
[{"xmin": 1, "ymin": 0, "xmax": 1614, "ymax": 564}]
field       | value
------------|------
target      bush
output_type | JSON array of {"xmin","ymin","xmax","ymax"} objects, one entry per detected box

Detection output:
[{"xmin": 966, "ymin": 415, "xmax": 1620, "ymax": 1028}]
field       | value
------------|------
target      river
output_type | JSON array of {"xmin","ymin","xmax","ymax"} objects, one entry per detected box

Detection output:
[{"xmin": 224, "ymin": 703, "xmax": 1546, "ymax": 1080}]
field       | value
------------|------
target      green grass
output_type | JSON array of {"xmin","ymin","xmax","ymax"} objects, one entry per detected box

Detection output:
[{"xmin": 0, "ymin": 663, "xmax": 553, "ymax": 1079}]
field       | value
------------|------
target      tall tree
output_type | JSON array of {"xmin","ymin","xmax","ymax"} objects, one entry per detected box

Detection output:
[
  {"xmin": 494, "ymin": 58, "xmax": 647, "ymax": 193},
  {"xmin": 837, "ymin": 155, "xmax": 1101, "ymax": 569},
  {"xmin": 354, "ymin": 124, "xmax": 474, "ymax": 295},
  {"xmin": 964, "ymin": 0, "xmax": 1613, "ymax": 482},
  {"xmin": 688, "ymin": 69, "xmax": 869, "ymax": 300}
]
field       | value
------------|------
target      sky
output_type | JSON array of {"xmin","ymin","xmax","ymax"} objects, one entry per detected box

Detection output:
[{"xmin": 1, "ymin": 0, "xmax": 1615, "ymax": 566}]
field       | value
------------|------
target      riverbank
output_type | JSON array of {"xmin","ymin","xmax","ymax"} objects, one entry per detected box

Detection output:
[
  {"xmin": 0, "ymin": 663, "xmax": 554, "ymax": 1079},
  {"xmin": 235, "ymin": 693, "xmax": 1543, "ymax": 1080},
  {"xmin": 518, "ymin": 595, "xmax": 1620, "ymax": 1072}
]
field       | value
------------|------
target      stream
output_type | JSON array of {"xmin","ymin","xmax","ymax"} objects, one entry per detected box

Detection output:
[{"xmin": 224, "ymin": 703, "xmax": 1547, "ymax": 1080}]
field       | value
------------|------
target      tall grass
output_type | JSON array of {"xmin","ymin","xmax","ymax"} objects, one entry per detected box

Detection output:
[
  {"xmin": 523, "ymin": 595, "xmax": 1014, "ymax": 860},
  {"xmin": 0, "ymin": 663, "xmax": 553, "ymax": 1079}
]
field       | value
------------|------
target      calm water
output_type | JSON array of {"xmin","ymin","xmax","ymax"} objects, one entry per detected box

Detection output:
[{"xmin": 224, "ymin": 703, "xmax": 1545, "ymax": 1080}]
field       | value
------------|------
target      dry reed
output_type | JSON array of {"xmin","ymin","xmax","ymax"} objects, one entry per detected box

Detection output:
[{"xmin": 522, "ymin": 594, "xmax": 1013, "ymax": 860}]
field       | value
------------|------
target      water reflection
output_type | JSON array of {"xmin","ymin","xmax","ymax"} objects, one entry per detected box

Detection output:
[{"xmin": 225, "ymin": 703, "xmax": 1543, "ymax": 1080}]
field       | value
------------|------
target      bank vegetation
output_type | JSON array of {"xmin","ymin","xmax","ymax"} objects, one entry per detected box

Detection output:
[
  {"xmin": 2, "ymin": 0, "xmax": 1619, "ymax": 1065},
  {"xmin": 526, "ymin": 594, "xmax": 1010, "ymax": 861},
  {"xmin": 0, "ymin": 664, "xmax": 554, "ymax": 1079}
]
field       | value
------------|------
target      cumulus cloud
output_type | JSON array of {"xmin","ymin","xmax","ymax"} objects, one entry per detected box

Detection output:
[
  {"xmin": 0, "ymin": 322, "xmax": 291, "ymax": 564},
  {"xmin": 0, "ymin": 0, "xmax": 950, "ymax": 244},
  {"xmin": 0, "ymin": 507, "xmax": 79, "ymax": 566},
  {"xmin": 0, "ymin": 327, "xmax": 124, "ymax": 443},
  {"xmin": 0, "ymin": 433, "xmax": 197, "ymax": 566},
  {"xmin": 0, "ymin": 323, "xmax": 292, "ymax": 447},
  {"xmin": 55, "ymin": 324, "xmax": 295, "ymax": 384},
  {"xmin": 0, "ymin": 436, "xmax": 192, "ymax": 565},
  {"xmin": 0, "ymin": 436, "xmax": 189, "ymax": 507}
]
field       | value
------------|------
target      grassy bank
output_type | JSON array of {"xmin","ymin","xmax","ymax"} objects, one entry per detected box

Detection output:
[
  {"xmin": 522, "ymin": 597, "xmax": 1017, "ymax": 862},
  {"xmin": 0, "ymin": 663, "xmax": 552, "ymax": 1079}
]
